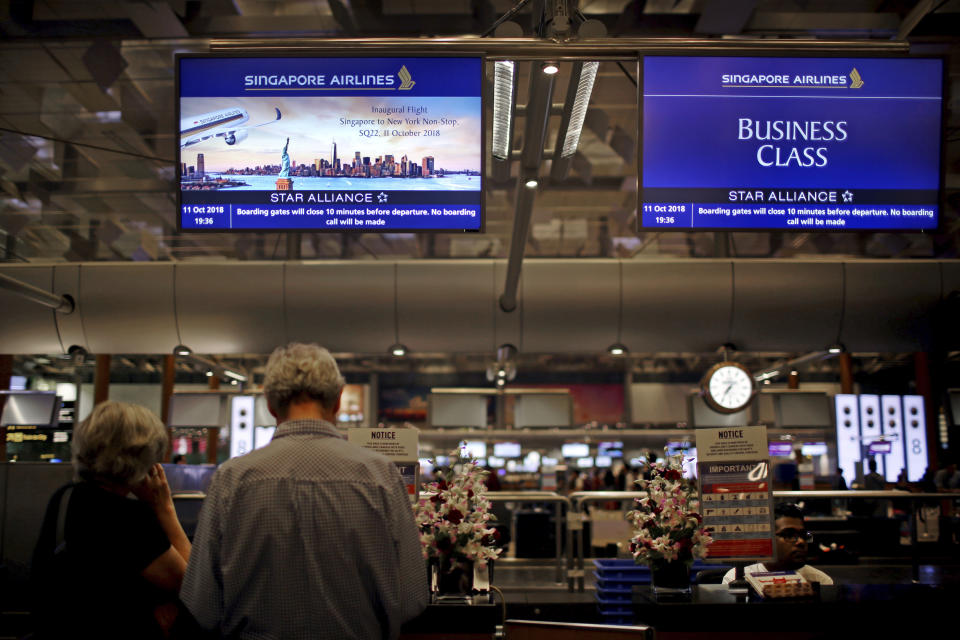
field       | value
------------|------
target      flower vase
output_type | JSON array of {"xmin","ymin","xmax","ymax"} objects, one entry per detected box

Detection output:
[
  {"xmin": 650, "ymin": 561, "xmax": 691, "ymax": 599},
  {"xmin": 434, "ymin": 557, "xmax": 474, "ymax": 602}
]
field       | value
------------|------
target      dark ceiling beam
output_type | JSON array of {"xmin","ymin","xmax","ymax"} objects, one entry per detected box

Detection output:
[
  {"xmin": 1, "ymin": 0, "xmax": 141, "ymax": 39},
  {"xmin": 214, "ymin": 36, "xmax": 908, "ymax": 56},
  {"xmin": 897, "ymin": 0, "xmax": 941, "ymax": 40},
  {"xmin": 745, "ymin": 11, "xmax": 901, "ymax": 36},
  {"xmin": 185, "ymin": 15, "xmax": 342, "ymax": 35},
  {"xmin": 909, "ymin": 12, "xmax": 960, "ymax": 38},
  {"xmin": 695, "ymin": 0, "xmax": 758, "ymax": 35}
]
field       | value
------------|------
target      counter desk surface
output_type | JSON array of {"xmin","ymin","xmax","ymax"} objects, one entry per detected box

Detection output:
[
  {"xmin": 631, "ymin": 583, "xmax": 953, "ymax": 635},
  {"xmin": 396, "ymin": 582, "xmax": 954, "ymax": 640},
  {"xmin": 400, "ymin": 597, "xmax": 500, "ymax": 640}
]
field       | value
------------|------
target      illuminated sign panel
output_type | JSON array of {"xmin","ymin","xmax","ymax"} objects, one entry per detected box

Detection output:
[
  {"xmin": 177, "ymin": 56, "xmax": 483, "ymax": 232},
  {"xmin": 641, "ymin": 57, "xmax": 943, "ymax": 231}
]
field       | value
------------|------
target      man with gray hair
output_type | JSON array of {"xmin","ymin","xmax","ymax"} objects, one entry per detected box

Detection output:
[{"xmin": 182, "ymin": 343, "xmax": 428, "ymax": 639}]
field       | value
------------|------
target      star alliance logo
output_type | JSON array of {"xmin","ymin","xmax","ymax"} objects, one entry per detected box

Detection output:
[
  {"xmin": 377, "ymin": 192, "xmax": 388, "ymax": 203},
  {"xmin": 842, "ymin": 190, "xmax": 853, "ymax": 203}
]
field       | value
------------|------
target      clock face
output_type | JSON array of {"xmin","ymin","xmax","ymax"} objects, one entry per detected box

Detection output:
[{"xmin": 703, "ymin": 363, "xmax": 755, "ymax": 413}]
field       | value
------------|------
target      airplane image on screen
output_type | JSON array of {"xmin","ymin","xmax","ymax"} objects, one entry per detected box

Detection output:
[{"xmin": 180, "ymin": 107, "xmax": 281, "ymax": 148}]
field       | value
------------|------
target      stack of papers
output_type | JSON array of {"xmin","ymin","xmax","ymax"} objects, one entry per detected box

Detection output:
[{"xmin": 745, "ymin": 570, "xmax": 814, "ymax": 599}]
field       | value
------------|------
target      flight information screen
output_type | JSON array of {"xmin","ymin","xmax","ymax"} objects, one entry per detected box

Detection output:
[
  {"xmin": 640, "ymin": 56, "xmax": 943, "ymax": 232},
  {"xmin": 177, "ymin": 56, "xmax": 483, "ymax": 232}
]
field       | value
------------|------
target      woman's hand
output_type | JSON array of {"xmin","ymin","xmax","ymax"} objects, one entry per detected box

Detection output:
[{"xmin": 133, "ymin": 463, "xmax": 173, "ymax": 511}]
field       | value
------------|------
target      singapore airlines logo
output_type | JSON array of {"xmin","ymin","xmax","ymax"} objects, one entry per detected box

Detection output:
[
  {"xmin": 849, "ymin": 68, "xmax": 864, "ymax": 89},
  {"xmin": 398, "ymin": 65, "xmax": 415, "ymax": 90},
  {"xmin": 397, "ymin": 65, "xmax": 417, "ymax": 91}
]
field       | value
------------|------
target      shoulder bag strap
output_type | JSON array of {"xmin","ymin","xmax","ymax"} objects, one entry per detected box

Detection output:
[{"xmin": 54, "ymin": 484, "xmax": 75, "ymax": 552}]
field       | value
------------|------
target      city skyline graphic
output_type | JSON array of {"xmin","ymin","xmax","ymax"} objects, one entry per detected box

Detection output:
[{"xmin": 180, "ymin": 96, "xmax": 481, "ymax": 174}]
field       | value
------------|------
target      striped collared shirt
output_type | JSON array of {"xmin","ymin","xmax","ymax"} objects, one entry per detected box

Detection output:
[{"xmin": 181, "ymin": 418, "xmax": 428, "ymax": 639}]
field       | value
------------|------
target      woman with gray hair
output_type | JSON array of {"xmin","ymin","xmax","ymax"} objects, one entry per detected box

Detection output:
[{"xmin": 32, "ymin": 401, "xmax": 192, "ymax": 639}]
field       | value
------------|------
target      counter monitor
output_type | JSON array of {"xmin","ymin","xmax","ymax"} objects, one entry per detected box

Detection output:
[
  {"xmin": 598, "ymin": 441, "xmax": 624, "ymax": 457},
  {"xmin": 867, "ymin": 440, "xmax": 893, "ymax": 455},
  {"xmin": 461, "ymin": 440, "xmax": 486, "ymax": 459},
  {"xmin": 522, "ymin": 451, "xmax": 541, "ymax": 472},
  {"xmin": 641, "ymin": 56, "xmax": 944, "ymax": 232},
  {"xmin": 562, "ymin": 442, "xmax": 590, "ymax": 458},
  {"xmin": 418, "ymin": 458, "xmax": 434, "ymax": 475},
  {"xmin": 768, "ymin": 442, "xmax": 794, "ymax": 457},
  {"xmin": 666, "ymin": 440, "xmax": 692, "ymax": 457},
  {"xmin": 800, "ymin": 442, "xmax": 828, "ymax": 456},
  {"xmin": 493, "ymin": 441, "xmax": 522, "ymax": 458},
  {"xmin": 178, "ymin": 55, "xmax": 483, "ymax": 233},
  {"xmin": 576, "ymin": 456, "xmax": 594, "ymax": 469},
  {"xmin": 0, "ymin": 392, "xmax": 61, "ymax": 426}
]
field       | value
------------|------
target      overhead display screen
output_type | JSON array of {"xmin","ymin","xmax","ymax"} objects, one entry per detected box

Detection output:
[
  {"xmin": 178, "ymin": 56, "xmax": 483, "ymax": 232},
  {"xmin": 641, "ymin": 56, "xmax": 943, "ymax": 231}
]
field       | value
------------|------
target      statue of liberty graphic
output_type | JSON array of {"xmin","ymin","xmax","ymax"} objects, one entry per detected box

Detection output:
[{"xmin": 279, "ymin": 137, "xmax": 291, "ymax": 178}]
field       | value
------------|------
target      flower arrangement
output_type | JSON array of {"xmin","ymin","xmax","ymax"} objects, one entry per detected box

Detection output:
[
  {"xmin": 413, "ymin": 452, "xmax": 502, "ymax": 568},
  {"xmin": 627, "ymin": 455, "xmax": 713, "ymax": 566}
]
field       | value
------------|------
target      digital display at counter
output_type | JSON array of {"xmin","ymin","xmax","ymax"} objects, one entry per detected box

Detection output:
[
  {"xmin": 598, "ymin": 441, "xmax": 623, "ymax": 457},
  {"xmin": 641, "ymin": 56, "xmax": 943, "ymax": 232},
  {"xmin": 562, "ymin": 443, "xmax": 590, "ymax": 458},
  {"xmin": 867, "ymin": 440, "xmax": 892, "ymax": 454},
  {"xmin": 461, "ymin": 441, "xmax": 486, "ymax": 459},
  {"xmin": 493, "ymin": 441, "xmax": 521, "ymax": 458},
  {"xmin": 177, "ymin": 56, "xmax": 483, "ymax": 232},
  {"xmin": 768, "ymin": 442, "xmax": 794, "ymax": 457}
]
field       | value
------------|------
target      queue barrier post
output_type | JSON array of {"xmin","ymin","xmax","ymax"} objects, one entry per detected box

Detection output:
[
  {"xmin": 484, "ymin": 492, "xmax": 572, "ymax": 586},
  {"xmin": 568, "ymin": 492, "xmax": 648, "ymax": 592}
]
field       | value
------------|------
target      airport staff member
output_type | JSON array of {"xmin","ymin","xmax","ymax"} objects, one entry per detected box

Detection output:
[
  {"xmin": 722, "ymin": 502, "xmax": 834, "ymax": 585},
  {"xmin": 181, "ymin": 343, "xmax": 428, "ymax": 639}
]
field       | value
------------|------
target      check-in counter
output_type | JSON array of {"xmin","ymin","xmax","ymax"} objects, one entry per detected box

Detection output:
[
  {"xmin": 400, "ymin": 597, "xmax": 500, "ymax": 640},
  {"xmin": 627, "ymin": 583, "xmax": 954, "ymax": 638}
]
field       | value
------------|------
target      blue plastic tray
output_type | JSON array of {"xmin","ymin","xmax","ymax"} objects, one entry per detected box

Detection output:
[
  {"xmin": 593, "ymin": 571, "xmax": 651, "ymax": 588},
  {"xmin": 595, "ymin": 593, "xmax": 633, "ymax": 610},
  {"xmin": 595, "ymin": 584, "xmax": 634, "ymax": 602},
  {"xmin": 593, "ymin": 559, "xmax": 650, "ymax": 579},
  {"xmin": 597, "ymin": 608, "xmax": 633, "ymax": 625}
]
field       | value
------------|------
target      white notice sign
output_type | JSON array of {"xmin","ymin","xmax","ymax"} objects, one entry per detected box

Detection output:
[
  {"xmin": 696, "ymin": 424, "xmax": 774, "ymax": 561},
  {"xmin": 696, "ymin": 425, "xmax": 768, "ymax": 462},
  {"xmin": 347, "ymin": 428, "xmax": 419, "ymax": 461}
]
